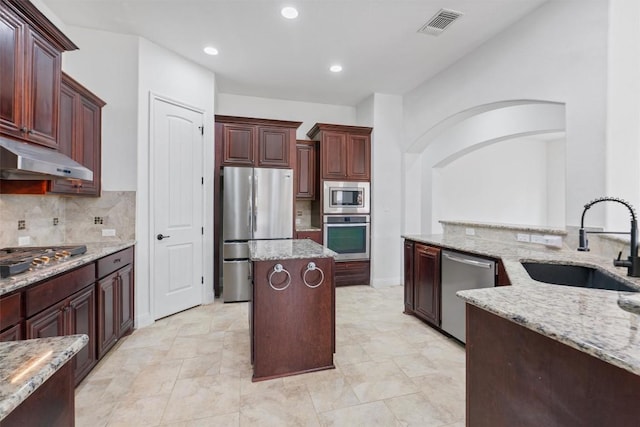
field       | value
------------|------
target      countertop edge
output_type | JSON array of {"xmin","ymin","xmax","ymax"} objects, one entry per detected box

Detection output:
[{"xmin": 0, "ymin": 334, "xmax": 89, "ymax": 421}]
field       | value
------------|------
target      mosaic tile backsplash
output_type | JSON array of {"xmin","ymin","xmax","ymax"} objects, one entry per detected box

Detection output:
[{"xmin": 0, "ymin": 191, "xmax": 135, "ymax": 247}]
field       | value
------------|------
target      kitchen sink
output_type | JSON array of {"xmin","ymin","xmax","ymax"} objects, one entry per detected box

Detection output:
[{"xmin": 521, "ymin": 262, "xmax": 639, "ymax": 292}]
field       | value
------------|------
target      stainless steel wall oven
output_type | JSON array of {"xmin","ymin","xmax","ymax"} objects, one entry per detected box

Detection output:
[{"xmin": 323, "ymin": 215, "xmax": 370, "ymax": 261}]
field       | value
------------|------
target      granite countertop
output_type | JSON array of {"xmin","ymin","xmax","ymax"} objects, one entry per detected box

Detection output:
[
  {"xmin": 249, "ymin": 239, "xmax": 337, "ymax": 261},
  {"xmin": 403, "ymin": 234, "xmax": 640, "ymax": 376},
  {"xmin": 0, "ymin": 241, "xmax": 135, "ymax": 297},
  {"xmin": 0, "ymin": 334, "xmax": 88, "ymax": 421}
]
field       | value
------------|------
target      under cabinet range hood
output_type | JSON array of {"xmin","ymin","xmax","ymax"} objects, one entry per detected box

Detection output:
[{"xmin": 0, "ymin": 137, "xmax": 93, "ymax": 181}]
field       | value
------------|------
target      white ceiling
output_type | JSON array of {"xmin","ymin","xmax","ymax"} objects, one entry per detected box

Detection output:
[{"xmin": 41, "ymin": 0, "xmax": 548, "ymax": 106}]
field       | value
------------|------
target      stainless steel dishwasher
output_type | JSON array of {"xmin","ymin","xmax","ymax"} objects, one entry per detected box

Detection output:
[{"xmin": 441, "ymin": 250, "xmax": 496, "ymax": 343}]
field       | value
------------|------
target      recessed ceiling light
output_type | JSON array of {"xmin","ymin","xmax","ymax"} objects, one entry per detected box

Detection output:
[
  {"xmin": 203, "ymin": 46, "xmax": 219, "ymax": 56},
  {"xmin": 281, "ymin": 6, "xmax": 299, "ymax": 19},
  {"xmin": 329, "ymin": 65, "xmax": 343, "ymax": 73}
]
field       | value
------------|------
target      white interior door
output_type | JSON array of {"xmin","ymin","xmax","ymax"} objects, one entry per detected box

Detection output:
[{"xmin": 152, "ymin": 97, "xmax": 203, "ymax": 319}]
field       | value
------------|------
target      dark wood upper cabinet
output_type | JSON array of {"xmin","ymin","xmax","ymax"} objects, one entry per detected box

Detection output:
[
  {"xmin": 216, "ymin": 115, "xmax": 301, "ymax": 169},
  {"xmin": 307, "ymin": 123, "xmax": 372, "ymax": 181},
  {"xmin": 295, "ymin": 140, "xmax": 316, "ymax": 200},
  {"xmin": 222, "ymin": 124, "xmax": 255, "ymax": 166},
  {"xmin": 48, "ymin": 72, "xmax": 105, "ymax": 196},
  {"xmin": 0, "ymin": 0, "xmax": 77, "ymax": 147}
]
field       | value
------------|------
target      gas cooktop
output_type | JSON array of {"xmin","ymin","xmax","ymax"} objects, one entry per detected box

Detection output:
[{"xmin": 0, "ymin": 245, "xmax": 87, "ymax": 278}]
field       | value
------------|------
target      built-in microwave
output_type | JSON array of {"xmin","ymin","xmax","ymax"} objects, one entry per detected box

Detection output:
[{"xmin": 323, "ymin": 181, "xmax": 370, "ymax": 214}]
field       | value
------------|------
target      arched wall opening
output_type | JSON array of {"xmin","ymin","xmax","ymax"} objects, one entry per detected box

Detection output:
[{"xmin": 403, "ymin": 100, "xmax": 567, "ymax": 234}]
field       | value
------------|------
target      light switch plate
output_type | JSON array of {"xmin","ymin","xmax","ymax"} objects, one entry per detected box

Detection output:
[
  {"xmin": 18, "ymin": 236, "xmax": 31, "ymax": 246},
  {"xmin": 102, "ymin": 229, "xmax": 116, "ymax": 237},
  {"xmin": 465, "ymin": 228, "xmax": 475, "ymax": 236},
  {"xmin": 516, "ymin": 233, "xmax": 530, "ymax": 242}
]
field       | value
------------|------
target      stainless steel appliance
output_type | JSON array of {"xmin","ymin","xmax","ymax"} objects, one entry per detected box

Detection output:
[
  {"xmin": 441, "ymin": 250, "xmax": 496, "ymax": 343},
  {"xmin": 323, "ymin": 215, "xmax": 370, "ymax": 261},
  {"xmin": 323, "ymin": 181, "xmax": 370, "ymax": 214},
  {"xmin": 0, "ymin": 245, "xmax": 88, "ymax": 278},
  {"xmin": 0, "ymin": 136, "xmax": 93, "ymax": 181},
  {"xmin": 221, "ymin": 167, "xmax": 293, "ymax": 302}
]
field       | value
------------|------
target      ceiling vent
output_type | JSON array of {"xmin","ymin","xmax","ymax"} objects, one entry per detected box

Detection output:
[{"xmin": 417, "ymin": 8, "xmax": 463, "ymax": 36}]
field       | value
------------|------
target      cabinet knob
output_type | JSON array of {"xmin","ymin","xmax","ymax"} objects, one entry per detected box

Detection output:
[{"xmin": 20, "ymin": 127, "xmax": 27, "ymax": 133}]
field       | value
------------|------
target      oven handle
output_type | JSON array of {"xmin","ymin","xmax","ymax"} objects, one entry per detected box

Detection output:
[{"xmin": 323, "ymin": 222, "xmax": 369, "ymax": 227}]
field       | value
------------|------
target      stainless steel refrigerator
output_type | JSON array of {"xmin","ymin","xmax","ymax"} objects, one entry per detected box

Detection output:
[{"xmin": 221, "ymin": 167, "xmax": 293, "ymax": 302}]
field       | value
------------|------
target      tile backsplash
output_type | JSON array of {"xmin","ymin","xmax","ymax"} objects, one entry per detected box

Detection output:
[{"xmin": 0, "ymin": 191, "xmax": 135, "ymax": 247}]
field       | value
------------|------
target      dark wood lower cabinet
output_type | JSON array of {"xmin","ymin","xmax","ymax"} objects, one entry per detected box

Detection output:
[
  {"xmin": 466, "ymin": 304, "xmax": 640, "ymax": 426},
  {"xmin": 335, "ymin": 261, "xmax": 370, "ymax": 286},
  {"xmin": 0, "ymin": 323, "xmax": 22, "ymax": 341},
  {"xmin": 97, "ymin": 251, "xmax": 135, "ymax": 358},
  {"xmin": 26, "ymin": 285, "xmax": 97, "ymax": 385},
  {"xmin": 252, "ymin": 257, "xmax": 335, "ymax": 381},
  {"xmin": 413, "ymin": 243, "xmax": 440, "ymax": 326},
  {"xmin": 403, "ymin": 240, "xmax": 414, "ymax": 313},
  {"xmin": 0, "ymin": 292, "xmax": 23, "ymax": 341}
]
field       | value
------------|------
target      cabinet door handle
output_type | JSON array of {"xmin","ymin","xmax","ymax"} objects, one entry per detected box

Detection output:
[
  {"xmin": 113, "ymin": 258, "xmax": 121, "ymax": 264},
  {"xmin": 20, "ymin": 127, "xmax": 27, "ymax": 133}
]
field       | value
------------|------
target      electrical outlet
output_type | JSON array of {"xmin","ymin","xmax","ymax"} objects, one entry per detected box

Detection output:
[
  {"xmin": 465, "ymin": 228, "xmax": 475, "ymax": 236},
  {"xmin": 516, "ymin": 233, "xmax": 530, "ymax": 242},
  {"xmin": 295, "ymin": 218, "xmax": 301, "ymax": 225},
  {"xmin": 18, "ymin": 236, "xmax": 31, "ymax": 246},
  {"xmin": 530, "ymin": 234, "xmax": 545, "ymax": 244},
  {"xmin": 102, "ymin": 229, "xmax": 116, "ymax": 237}
]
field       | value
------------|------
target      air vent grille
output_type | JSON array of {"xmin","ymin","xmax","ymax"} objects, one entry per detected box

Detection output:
[{"xmin": 418, "ymin": 8, "xmax": 463, "ymax": 36}]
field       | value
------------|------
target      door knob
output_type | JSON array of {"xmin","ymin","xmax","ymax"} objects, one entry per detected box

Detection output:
[{"xmin": 157, "ymin": 234, "xmax": 171, "ymax": 240}]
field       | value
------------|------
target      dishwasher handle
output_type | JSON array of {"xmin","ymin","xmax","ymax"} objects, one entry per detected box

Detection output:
[{"xmin": 443, "ymin": 253, "xmax": 493, "ymax": 269}]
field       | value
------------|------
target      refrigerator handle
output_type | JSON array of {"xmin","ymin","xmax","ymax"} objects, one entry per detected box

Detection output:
[{"xmin": 253, "ymin": 172, "xmax": 258, "ymax": 232}]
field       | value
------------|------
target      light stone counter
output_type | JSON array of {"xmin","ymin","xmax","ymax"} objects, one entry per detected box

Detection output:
[
  {"xmin": 249, "ymin": 239, "xmax": 336, "ymax": 261},
  {"xmin": 0, "ymin": 334, "xmax": 88, "ymax": 421},
  {"xmin": 0, "ymin": 241, "xmax": 135, "ymax": 296},
  {"xmin": 403, "ymin": 234, "xmax": 640, "ymax": 376}
]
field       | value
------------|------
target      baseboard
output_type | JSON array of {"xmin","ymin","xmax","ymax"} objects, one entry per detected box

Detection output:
[{"xmin": 135, "ymin": 313, "xmax": 154, "ymax": 329}]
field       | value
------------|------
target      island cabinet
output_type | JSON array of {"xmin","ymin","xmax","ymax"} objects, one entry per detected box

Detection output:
[
  {"xmin": 96, "ymin": 247, "xmax": 134, "ymax": 358},
  {"xmin": 215, "ymin": 115, "xmax": 302, "ymax": 169},
  {"xmin": 249, "ymin": 239, "xmax": 336, "ymax": 382},
  {"xmin": 0, "ymin": 0, "xmax": 77, "ymax": 148},
  {"xmin": 466, "ymin": 304, "xmax": 640, "ymax": 426},
  {"xmin": 306, "ymin": 123, "xmax": 372, "ymax": 181},
  {"xmin": 24, "ymin": 263, "xmax": 97, "ymax": 385},
  {"xmin": 295, "ymin": 140, "xmax": 317, "ymax": 199},
  {"xmin": 0, "ymin": 292, "xmax": 23, "ymax": 341},
  {"xmin": 48, "ymin": 73, "xmax": 105, "ymax": 196}
]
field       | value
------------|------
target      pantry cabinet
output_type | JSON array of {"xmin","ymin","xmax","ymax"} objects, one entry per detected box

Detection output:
[
  {"xmin": 48, "ymin": 73, "xmax": 105, "ymax": 196},
  {"xmin": 216, "ymin": 115, "xmax": 302, "ymax": 169},
  {"xmin": 0, "ymin": 0, "xmax": 77, "ymax": 147},
  {"xmin": 307, "ymin": 123, "xmax": 372, "ymax": 181}
]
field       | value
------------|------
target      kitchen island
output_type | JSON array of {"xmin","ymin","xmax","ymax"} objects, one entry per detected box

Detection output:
[
  {"xmin": 404, "ymin": 225, "xmax": 640, "ymax": 426},
  {"xmin": 248, "ymin": 239, "xmax": 336, "ymax": 381},
  {"xmin": 0, "ymin": 334, "xmax": 88, "ymax": 426}
]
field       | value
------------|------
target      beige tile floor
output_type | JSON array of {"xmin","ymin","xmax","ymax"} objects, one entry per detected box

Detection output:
[{"xmin": 75, "ymin": 285, "xmax": 466, "ymax": 426}]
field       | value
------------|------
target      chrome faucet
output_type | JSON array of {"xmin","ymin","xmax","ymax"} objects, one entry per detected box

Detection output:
[{"xmin": 577, "ymin": 197, "xmax": 640, "ymax": 277}]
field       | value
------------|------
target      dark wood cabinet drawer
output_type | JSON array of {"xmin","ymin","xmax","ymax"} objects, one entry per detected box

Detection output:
[
  {"xmin": 335, "ymin": 261, "xmax": 370, "ymax": 286},
  {"xmin": 296, "ymin": 230, "xmax": 322, "ymax": 244},
  {"xmin": 0, "ymin": 292, "xmax": 22, "ymax": 330},
  {"xmin": 25, "ymin": 264, "xmax": 95, "ymax": 317},
  {"xmin": 97, "ymin": 247, "xmax": 133, "ymax": 278}
]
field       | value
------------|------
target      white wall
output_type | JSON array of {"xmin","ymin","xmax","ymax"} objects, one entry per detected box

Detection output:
[
  {"xmin": 435, "ymin": 136, "xmax": 565, "ymax": 227},
  {"xmin": 606, "ymin": 0, "xmax": 640, "ymax": 231},
  {"xmin": 136, "ymin": 38, "xmax": 216, "ymax": 327},
  {"xmin": 61, "ymin": 27, "xmax": 139, "ymax": 191},
  {"xmin": 216, "ymin": 93, "xmax": 357, "ymax": 139},
  {"xmin": 403, "ymin": 0, "xmax": 608, "ymax": 233},
  {"xmin": 364, "ymin": 94, "xmax": 404, "ymax": 287}
]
